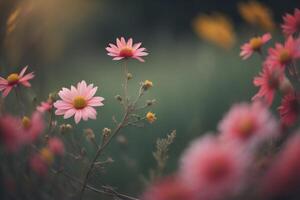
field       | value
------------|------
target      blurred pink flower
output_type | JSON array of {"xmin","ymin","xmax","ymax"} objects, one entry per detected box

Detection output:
[
  {"xmin": 106, "ymin": 37, "xmax": 148, "ymax": 62},
  {"xmin": 29, "ymin": 153, "xmax": 48, "ymax": 176},
  {"xmin": 219, "ymin": 102, "xmax": 278, "ymax": 148},
  {"xmin": 141, "ymin": 176, "xmax": 197, "ymax": 200},
  {"xmin": 21, "ymin": 112, "xmax": 45, "ymax": 142},
  {"xmin": 281, "ymin": 8, "xmax": 300, "ymax": 36},
  {"xmin": 37, "ymin": 100, "xmax": 53, "ymax": 113},
  {"xmin": 54, "ymin": 80, "xmax": 104, "ymax": 124},
  {"xmin": 48, "ymin": 137, "xmax": 65, "ymax": 156},
  {"xmin": 240, "ymin": 33, "xmax": 271, "ymax": 59},
  {"xmin": 180, "ymin": 135, "xmax": 248, "ymax": 200},
  {"xmin": 261, "ymin": 133, "xmax": 300, "ymax": 199},
  {"xmin": 0, "ymin": 66, "xmax": 34, "ymax": 97},
  {"xmin": 0, "ymin": 115, "xmax": 23, "ymax": 152},
  {"xmin": 265, "ymin": 36, "xmax": 300, "ymax": 68},
  {"xmin": 278, "ymin": 92, "xmax": 300, "ymax": 126},
  {"xmin": 252, "ymin": 64, "xmax": 284, "ymax": 106}
]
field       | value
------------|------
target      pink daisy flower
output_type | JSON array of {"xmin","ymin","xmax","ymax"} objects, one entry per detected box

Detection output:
[
  {"xmin": 240, "ymin": 33, "xmax": 272, "ymax": 60},
  {"xmin": 218, "ymin": 102, "xmax": 278, "ymax": 148},
  {"xmin": 252, "ymin": 64, "xmax": 284, "ymax": 106},
  {"xmin": 180, "ymin": 135, "xmax": 249, "ymax": 200},
  {"xmin": 37, "ymin": 100, "xmax": 53, "ymax": 113},
  {"xmin": 278, "ymin": 92, "xmax": 300, "ymax": 126},
  {"xmin": 0, "ymin": 66, "xmax": 34, "ymax": 97},
  {"xmin": 48, "ymin": 137, "xmax": 65, "ymax": 156},
  {"xmin": 54, "ymin": 80, "xmax": 104, "ymax": 124},
  {"xmin": 141, "ymin": 175, "xmax": 197, "ymax": 200},
  {"xmin": 265, "ymin": 36, "xmax": 300, "ymax": 69},
  {"xmin": 261, "ymin": 133, "xmax": 300, "ymax": 199},
  {"xmin": 106, "ymin": 37, "xmax": 148, "ymax": 62},
  {"xmin": 21, "ymin": 112, "xmax": 45, "ymax": 143},
  {"xmin": 281, "ymin": 8, "xmax": 300, "ymax": 36}
]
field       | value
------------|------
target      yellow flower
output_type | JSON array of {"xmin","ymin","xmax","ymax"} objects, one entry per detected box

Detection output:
[
  {"xmin": 238, "ymin": 1, "xmax": 275, "ymax": 31},
  {"xmin": 146, "ymin": 112, "xmax": 157, "ymax": 123},
  {"xmin": 40, "ymin": 148, "xmax": 54, "ymax": 164},
  {"xmin": 143, "ymin": 80, "xmax": 153, "ymax": 90},
  {"xmin": 193, "ymin": 13, "xmax": 236, "ymax": 49}
]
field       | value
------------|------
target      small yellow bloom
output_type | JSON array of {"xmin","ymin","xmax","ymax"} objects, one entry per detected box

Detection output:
[
  {"xmin": 40, "ymin": 148, "xmax": 54, "ymax": 164},
  {"xmin": 238, "ymin": 1, "xmax": 275, "ymax": 31},
  {"xmin": 22, "ymin": 116, "xmax": 31, "ymax": 129},
  {"xmin": 146, "ymin": 112, "xmax": 157, "ymax": 123},
  {"xmin": 143, "ymin": 80, "xmax": 153, "ymax": 90},
  {"xmin": 193, "ymin": 13, "xmax": 236, "ymax": 49}
]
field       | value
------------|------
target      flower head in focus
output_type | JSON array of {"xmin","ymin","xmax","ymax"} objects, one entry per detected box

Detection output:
[
  {"xmin": 265, "ymin": 36, "xmax": 300, "ymax": 69},
  {"xmin": 278, "ymin": 92, "xmax": 300, "ymax": 127},
  {"xmin": 238, "ymin": 1, "xmax": 275, "ymax": 31},
  {"xmin": 252, "ymin": 65, "xmax": 284, "ymax": 106},
  {"xmin": 240, "ymin": 33, "xmax": 271, "ymax": 60},
  {"xmin": 193, "ymin": 13, "xmax": 236, "ymax": 49},
  {"xmin": 54, "ymin": 81, "xmax": 104, "ymax": 124},
  {"xmin": 0, "ymin": 66, "xmax": 34, "ymax": 97},
  {"xmin": 281, "ymin": 8, "xmax": 300, "ymax": 36},
  {"xmin": 106, "ymin": 37, "xmax": 148, "ymax": 62}
]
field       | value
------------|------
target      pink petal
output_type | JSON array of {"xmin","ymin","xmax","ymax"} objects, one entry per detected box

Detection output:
[
  {"xmin": 19, "ymin": 66, "xmax": 28, "ymax": 77},
  {"xmin": 74, "ymin": 110, "xmax": 82, "ymax": 124},
  {"xmin": 64, "ymin": 109, "xmax": 76, "ymax": 119},
  {"xmin": 88, "ymin": 97, "xmax": 104, "ymax": 106}
]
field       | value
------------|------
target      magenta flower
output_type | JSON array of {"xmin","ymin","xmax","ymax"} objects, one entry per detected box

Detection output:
[
  {"xmin": 29, "ymin": 153, "xmax": 48, "ymax": 176},
  {"xmin": 265, "ymin": 36, "xmax": 300, "ymax": 69},
  {"xmin": 54, "ymin": 80, "xmax": 104, "ymax": 124},
  {"xmin": 252, "ymin": 64, "xmax": 284, "ymax": 106},
  {"xmin": 48, "ymin": 137, "xmax": 65, "ymax": 156},
  {"xmin": 281, "ymin": 8, "xmax": 300, "ymax": 36},
  {"xmin": 141, "ymin": 176, "xmax": 197, "ymax": 200},
  {"xmin": 37, "ymin": 100, "xmax": 53, "ymax": 113},
  {"xmin": 278, "ymin": 92, "xmax": 300, "ymax": 127},
  {"xmin": 180, "ymin": 135, "xmax": 248, "ymax": 200},
  {"xmin": 261, "ymin": 134, "xmax": 300, "ymax": 199},
  {"xmin": 21, "ymin": 112, "xmax": 45, "ymax": 143},
  {"xmin": 0, "ymin": 66, "xmax": 34, "ymax": 97},
  {"xmin": 218, "ymin": 102, "xmax": 278, "ymax": 148},
  {"xmin": 240, "ymin": 33, "xmax": 271, "ymax": 60},
  {"xmin": 106, "ymin": 37, "xmax": 148, "ymax": 62}
]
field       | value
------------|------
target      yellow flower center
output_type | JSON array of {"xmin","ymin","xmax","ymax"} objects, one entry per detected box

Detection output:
[
  {"xmin": 279, "ymin": 49, "xmax": 291, "ymax": 64},
  {"xmin": 249, "ymin": 37, "xmax": 263, "ymax": 51},
  {"xmin": 6, "ymin": 73, "xmax": 19, "ymax": 85},
  {"xmin": 22, "ymin": 116, "xmax": 31, "ymax": 129},
  {"xmin": 73, "ymin": 96, "xmax": 87, "ymax": 109},
  {"xmin": 238, "ymin": 116, "xmax": 255, "ymax": 138},
  {"xmin": 40, "ymin": 148, "xmax": 54, "ymax": 164},
  {"xmin": 119, "ymin": 48, "xmax": 134, "ymax": 57}
]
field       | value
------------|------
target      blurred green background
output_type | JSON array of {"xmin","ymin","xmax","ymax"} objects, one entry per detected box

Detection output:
[{"xmin": 0, "ymin": 0, "xmax": 299, "ymax": 197}]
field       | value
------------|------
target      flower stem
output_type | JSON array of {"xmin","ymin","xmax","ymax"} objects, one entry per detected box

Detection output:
[{"xmin": 124, "ymin": 60, "xmax": 129, "ymax": 107}]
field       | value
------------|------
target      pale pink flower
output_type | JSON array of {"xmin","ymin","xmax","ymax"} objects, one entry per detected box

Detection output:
[
  {"xmin": 278, "ymin": 92, "xmax": 300, "ymax": 126},
  {"xmin": 106, "ymin": 37, "xmax": 148, "ymax": 62},
  {"xmin": 265, "ymin": 36, "xmax": 300, "ymax": 69},
  {"xmin": 261, "ymin": 133, "xmax": 300, "ymax": 199},
  {"xmin": 240, "ymin": 33, "xmax": 271, "ymax": 60},
  {"xmin": 281, "ymin": 8, "xmax": 300, "ymax": 36},
  {"xmin": 218, "ymin": 102, "xmax": 278, "ymax": 148},
  {"xmin": 0, "ymin": 66, "xmax": 34, "ymax": 97},
  {"xmin": 21, "ymin": 112, "xmax": 45, "ymax": 142},
  {"xmin": 180, "ymin": 135, "xmax": 249, "ymax": 200},
  {"xmin": 48, "ymin": 137, "xmax": 64, "ymax": 155},
  {"xmin": 252, "ymin": 64, "xmax": 284, "ymax": 106},
  {"xmin": 54, "ymin": 80, "xmax": 104, "ymax": 124},
  {"xmin": 37, "ymin": 100, "xmax": 53, "ymax": 113},
  {"xmin": 141, "ymin": 175, "xmax": 197, "ymax": 200}
]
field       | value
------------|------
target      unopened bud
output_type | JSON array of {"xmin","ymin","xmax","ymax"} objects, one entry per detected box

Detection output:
[
  {"xmin": 115, "ymin": 95, "xmax": 123, "ymax": 101},
  {"xmin": 59, "ymin": 124, "xmax": 73, "ymax": 134},
  {"xmin": 84, "ymin": 128, "xmax": 95, "ymax": 140},
  {"xmin": 127, "ymin": 73, "xmax": 133, "ymax": 80},
  {"xmin": 142, "ymin": 80, "xmax": 153, "ymax": 90},
  {"xmin": 102, "ymin": 128, "xmax": 111, "ymax": 138}
]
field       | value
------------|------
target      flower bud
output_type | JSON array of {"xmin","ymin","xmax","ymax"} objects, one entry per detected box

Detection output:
[
  {"xmin": 127, "ymin": 73, "xmax": 133, "ymax": 80},
  {"xmin": 115, "ymin": 95, "xmax": 123, "ymax": 101},
  {"xmin": 146, "ymin": 112, "xmax": 157, "ymax": 123},
  {"xmin": 142, "ymin": 80, "xmax": 153, "ymax": 90},
  {"xmin": 59, "ymin": 124, "xmax": 73, "ymax": 134}
]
